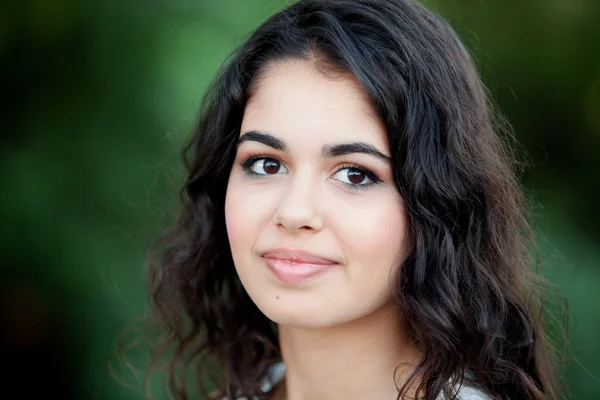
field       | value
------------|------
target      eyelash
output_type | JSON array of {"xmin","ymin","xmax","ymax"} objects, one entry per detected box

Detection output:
[{"xmin": 238, "ymin": 153, "xmax": 382, "ymax": 190}]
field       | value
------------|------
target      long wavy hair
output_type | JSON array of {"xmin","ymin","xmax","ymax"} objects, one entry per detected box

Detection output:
[{"xmin": 145, "ymin": 0, "xmax": 563, "ymax": 399}]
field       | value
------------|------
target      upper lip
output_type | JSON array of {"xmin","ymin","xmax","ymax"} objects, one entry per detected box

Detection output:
[{"xmin": 261, "ymin": 248, "xmax": 339, "ymax": 265}]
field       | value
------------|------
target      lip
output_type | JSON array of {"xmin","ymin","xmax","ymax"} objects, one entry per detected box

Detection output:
[{"xmin": 261, "ymin": 248, "xmax": 339, "ymax": 285}]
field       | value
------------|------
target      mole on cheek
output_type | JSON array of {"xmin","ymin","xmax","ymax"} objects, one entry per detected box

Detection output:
[{"xmin": 276, "ymin": 295, "xmax": 280, "ymax": 300}]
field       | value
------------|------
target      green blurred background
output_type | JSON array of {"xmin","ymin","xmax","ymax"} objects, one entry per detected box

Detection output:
[{"xmin": 1, "ymin": 0, "xmax": 599, "ymax": 399}]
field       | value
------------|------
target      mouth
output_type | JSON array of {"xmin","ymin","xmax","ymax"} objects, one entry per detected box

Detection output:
[
  {"xmin": 261, "ymin": 248, "xmax": 338, "ymax": 265},
  {"xmin": 260, "ymin": 248, "xmax": 339, "ymax": 285}
]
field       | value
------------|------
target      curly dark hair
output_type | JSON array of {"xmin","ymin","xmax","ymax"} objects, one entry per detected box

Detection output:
[{"xmin": 145, "ymin": 0, "xmax": 564, "ymax": 399}]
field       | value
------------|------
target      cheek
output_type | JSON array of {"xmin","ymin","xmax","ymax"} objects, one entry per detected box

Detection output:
[
  {"xmin": 224, "ymin": 178, "xmax": 249, "ymax": 252},
  {"xmin": 224, "ymin": 174, "xmax": 275, "ymax": 254},
  {"xmin": 337, "ymin": 194, "xmax": 409, "ymax": 281}
]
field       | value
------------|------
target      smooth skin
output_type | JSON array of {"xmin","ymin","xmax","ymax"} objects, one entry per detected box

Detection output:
[{"xmin": 225, "ymin": 59, "xmax": 421, "ymax": 400}]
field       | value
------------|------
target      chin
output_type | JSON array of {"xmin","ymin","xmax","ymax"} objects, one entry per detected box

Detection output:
[
  {"xmin": 250, "ymin": 294, "xmax": 375, "ymax": 329},
  {"xmin": 267, "ymin": 311, "xmax": 350, "ymax": 329}
]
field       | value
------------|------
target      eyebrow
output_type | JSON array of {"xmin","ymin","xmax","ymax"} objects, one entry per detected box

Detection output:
[
  {"xmin": 237, "ymin": 130, "xmax": 391, "ymax": 164},
  {"xmin": 237, "ymin": 130, "xmax": 287, "ymax": 151}
]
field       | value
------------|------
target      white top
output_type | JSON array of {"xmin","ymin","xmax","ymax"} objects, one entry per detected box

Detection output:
[{"xmin": 231, "ymin": 362, "xmax": 492, "ymax": 400}]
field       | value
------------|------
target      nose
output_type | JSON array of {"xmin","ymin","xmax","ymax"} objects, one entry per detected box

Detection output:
[{"xmin": 273, "ymin": 172, "xmax": 324, "ymax": 233}]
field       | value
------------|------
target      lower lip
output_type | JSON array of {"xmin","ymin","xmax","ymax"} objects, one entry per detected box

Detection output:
[{"xmin": 263, "ymin": 257, "xmax": 337, "ymax": 285}]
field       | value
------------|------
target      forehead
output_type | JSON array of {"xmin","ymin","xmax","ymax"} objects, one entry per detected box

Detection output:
[{"xmin": 241, "ymin": 59, "xmax": 389, "ymax": 153}]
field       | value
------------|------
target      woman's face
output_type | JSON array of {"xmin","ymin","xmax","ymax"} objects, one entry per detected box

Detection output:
[{"xmin": 225, "ymin": 59, "xmax": 411, "ymax": 328}]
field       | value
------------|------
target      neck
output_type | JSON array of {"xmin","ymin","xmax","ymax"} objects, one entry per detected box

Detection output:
[{"xmin": 275, "ymin": 302, "xmax": 422, "ymax": 400}]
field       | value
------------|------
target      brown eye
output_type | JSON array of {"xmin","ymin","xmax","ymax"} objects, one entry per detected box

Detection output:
[
  {"xmin": 347, "ymin": 169, "xmax": 367, "ymax": 185},
  {"xmin": 332, "ymin": 166, "xmax": 379, "ymax": 188},
  {"xmin": 249, "ymin": 158, "xmax": 288, "ymax": 175}
]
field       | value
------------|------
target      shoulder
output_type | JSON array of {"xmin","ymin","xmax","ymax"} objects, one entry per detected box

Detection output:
[
  {"xmin": 220, "ymin": 362, "xmax": 286, "ymax": 400},
  {"xmin": 441, "ymin": 384, "xmax": 492, "ymax": 400},
  {"xmin": 228, "ymin": 363, "xmax": 493, "ymax": 400}
]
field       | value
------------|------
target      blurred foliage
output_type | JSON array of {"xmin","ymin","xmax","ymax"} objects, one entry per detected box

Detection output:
[{"xmin": 1, "ymin": 0, "xmax": 598, "ymax": 399}]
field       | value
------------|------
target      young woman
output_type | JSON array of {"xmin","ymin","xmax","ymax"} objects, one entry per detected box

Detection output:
[{"xmin": 146, "ymin": 0, "xmax": 562, "ymax": 399}]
